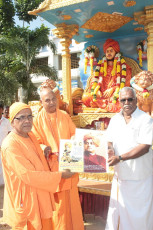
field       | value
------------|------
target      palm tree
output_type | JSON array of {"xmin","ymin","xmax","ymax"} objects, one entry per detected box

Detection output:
[
  {"xmin": 0, "ymin": 25, "xmax": 57, "ymax": 103},
  {"xmin": 0, "ymin": 55, "xmax": 19, "ymax": 104}
]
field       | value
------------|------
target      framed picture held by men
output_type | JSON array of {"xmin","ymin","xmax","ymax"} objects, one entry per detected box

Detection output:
[{"xmin": 59, "ymin": 128, "xmax": 108, "ymax": 173}]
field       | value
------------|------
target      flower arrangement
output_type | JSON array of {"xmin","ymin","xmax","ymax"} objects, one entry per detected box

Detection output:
[
  {"xmin": 91, "ymin": 52, "xmax": 127, "ymax": 102},
  {"xmin": 84, "ymin": 45, "xmax": 98, "ymax": 75},
  {"xmin": 112, "ymin": 53, "xmax": 127, "ymax": 103},
  {"xmin": 137, "ymin": 42, "xmax": 143, "ymax": 67},
  {"xmin": 90, "ymin": 60, "xmax": 102, "ymax": 101},
  {"xmin": 136, "ymin": 40, "xmax": 147, "ymax": 67}
]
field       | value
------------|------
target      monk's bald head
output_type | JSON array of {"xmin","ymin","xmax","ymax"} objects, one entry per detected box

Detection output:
[
  {"xmin": 40, "ymin": 87, "xmax": 57, "ymax": 113},
  {"xmin": 40, "ymin": 87, "xmax": 54, "ymax": 99}
]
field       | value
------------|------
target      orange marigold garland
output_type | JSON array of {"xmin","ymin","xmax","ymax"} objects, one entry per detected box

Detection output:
[
  {"xmin": 91, "ymin": 61, "xmax": 101, "ymax": 98},
  {"xmin": 91, "ymin": 53, "xmax": 127, "ymax": 102},
  {"xmin": 112, "ymin": 55, "xmax": 127, "ymax": 103},
  {"xmin": 91, "ymin": 57, "xmax": 105, "ymax": 101},
  {"xmin": 84, "ymin": 52, "xmax": 89, "ymax": 74},
  {"xmin": 136, "ymin": 41, "xmax": 144, "ymax": 67}
]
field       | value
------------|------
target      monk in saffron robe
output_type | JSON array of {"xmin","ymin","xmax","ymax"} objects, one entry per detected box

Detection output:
[
  {"xmin": 82, "ymin": 39, "xmax": 132, "ymax": 113},
  {"xmin": 32, "ymin": 86, "xmax": 84, "ymax": 230},
  {"xmin": 1, "ymin": 102, "xmax": 74, "ymax": 230}
]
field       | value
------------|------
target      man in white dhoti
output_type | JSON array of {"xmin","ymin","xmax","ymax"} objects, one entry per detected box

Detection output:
[
  {"xmin": 105, "ymin": 87, "xmax": 153, "ymax": 230},
  {"xmin": 0, "ymin": 104, "xmax": 12, "ymax": 185}
]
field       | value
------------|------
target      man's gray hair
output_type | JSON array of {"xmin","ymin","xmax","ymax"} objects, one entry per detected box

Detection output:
[{"xmin": 119, "ymin": 87, "xmax": 136, "ymax": 99}]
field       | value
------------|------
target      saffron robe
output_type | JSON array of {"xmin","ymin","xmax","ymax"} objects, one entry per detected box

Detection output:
[
  {"xmin": 83, "ymin": 63, "xmax": 131, "ymax": 112},
  {"xmin": 1, "ymin": 131, "xmax": 61, "ymax": 230},
  {"xmin": 32, "ymin": 108, "xmax": 84, "ymax": 230},
  {"xmin": 84, "ymin": 153, "xmax": 106, "ymax": 172}
]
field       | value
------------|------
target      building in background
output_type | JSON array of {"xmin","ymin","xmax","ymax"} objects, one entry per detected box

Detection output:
[{"xmin": 31, "ymin": 31, "xmax": 85, "ymax": 94}]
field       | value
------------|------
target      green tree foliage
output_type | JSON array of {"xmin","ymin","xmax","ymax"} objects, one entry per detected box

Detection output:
[
  {"xmin": 0, "ymin": 1, "xmax": 58, "ymax": 103},
  {"xmin": 0, "ymin": 0, "xmax": 15, "ymax": 34},
  {"xmin": 14, "ymin": 0, "xmax": 43, "ymax": 23},
  {"xmin": 0, "ymin": 55, "xmax": 19, "ymax": 104},
  {"xmin": 0, "ymin": 25, "xmax": 57, "ymax": 102}
]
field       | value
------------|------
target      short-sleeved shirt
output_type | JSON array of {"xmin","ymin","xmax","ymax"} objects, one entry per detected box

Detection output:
[
  {"xmin": 107, "ymin": 107, "xmax": 153, "ymax": 180},
  {"xmin": 0, "ymin": 117, "xmax": 12, "ymax": 147}
]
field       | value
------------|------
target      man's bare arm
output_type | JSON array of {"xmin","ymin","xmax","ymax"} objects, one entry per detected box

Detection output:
[
  {"xmin": 121, "ymin": 144, "xmax": 151, "ymax": 161},
  {"xmin": 108, "ymin": 144, "xmax": 151, "ymax": 166}
]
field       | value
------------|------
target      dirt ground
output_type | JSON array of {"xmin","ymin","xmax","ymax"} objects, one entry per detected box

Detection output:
[{"xmin": 0, "ymin": 185, "xmax": 105, "ymax": 230}]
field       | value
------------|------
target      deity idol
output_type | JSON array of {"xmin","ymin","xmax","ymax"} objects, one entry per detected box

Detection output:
[{"xmin": 82, "ymin": 39, "xmax": 132, "ymax": 113}]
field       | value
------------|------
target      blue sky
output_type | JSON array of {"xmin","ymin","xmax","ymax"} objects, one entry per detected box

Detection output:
[
  {"xmin": 12, "ymin": 0, "xmax": 54, "ymax": 30},
  {"xmin": 14, "ymin": 15, "xmax": 54, "ymax": 30}
]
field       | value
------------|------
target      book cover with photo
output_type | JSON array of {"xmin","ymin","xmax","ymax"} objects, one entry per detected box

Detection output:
[
  {"xmin": 59, "ymin": 129, "xmax": 108, "ymax": 173},
  {"xmin": 75, "ymin": 128, "xmax": 108, "ymax": 173},
  {"xmin": 59, "ymin": 139, "xmax": 84, "ymax": 172}
]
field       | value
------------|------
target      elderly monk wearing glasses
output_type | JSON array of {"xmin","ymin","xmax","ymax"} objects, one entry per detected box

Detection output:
[
  {"xmin": 1, "ymin": 102, "xmax": 75, "ymax": 230},
  {"xmin": 32, "ymin": 83, "xmax": 84, "ymax": 230},
  {"xmin": 105, "ymin": 87, "xmax": 153, "ymax": 230}
]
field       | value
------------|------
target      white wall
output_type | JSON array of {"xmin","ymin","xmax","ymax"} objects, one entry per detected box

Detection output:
[{"xmin": 31, "ymin": 32, "xmax": 85, "ymax": 88}]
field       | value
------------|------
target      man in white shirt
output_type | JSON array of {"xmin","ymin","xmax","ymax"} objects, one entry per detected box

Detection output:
[
  {"xmin": 105, "ymin": 87, "xmax": 153, "ymax": 230},
  {"xmin": 0, "ymin": 104, "xmax": 12, "ymax": 185},
  {"xmin": 3, "ymin": 105, "xmax": 10, "ymax": 119}
]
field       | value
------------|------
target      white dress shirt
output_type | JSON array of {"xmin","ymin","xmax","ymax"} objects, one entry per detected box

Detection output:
[
  {"xmin": 0, "ymin": 116, "xmax": 12, "ymax": 147},
  {"xmin": 0, "ymin": 116, "xmax": 12, "ymax": 185},
  {"xmin": 107, "ymin": 107, "xmax": 153, "ymax": 180}
]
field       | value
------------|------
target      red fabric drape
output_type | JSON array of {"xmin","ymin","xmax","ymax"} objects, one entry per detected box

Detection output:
[{"xmin": 79, "ymin": 192, "xmax": 110, "ymax": 220}]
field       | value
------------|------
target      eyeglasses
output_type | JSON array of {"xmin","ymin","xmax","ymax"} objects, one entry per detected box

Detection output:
[
  {"xmin": 14, "ymin": 115, "xmax": 34, "ymax": 122},
  {"xmin": 45, "ymin": 98, "xmax": 57, "ymax": 104},
  {"xmin": 120, "ymin": 98, "xmax": 135, "ymax": 103}
]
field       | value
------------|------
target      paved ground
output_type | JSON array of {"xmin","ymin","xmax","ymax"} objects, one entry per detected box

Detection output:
[
  {"xmin": 0, "ymin": 186, "xmax": 11, "ymax": 230},
  {"xmin": 0, "ymin": 185, "xmax": 106, "ymax": 230},
  {"xmin": 84, "ymin": 215, "xmax": 106, "ymax": 230}
]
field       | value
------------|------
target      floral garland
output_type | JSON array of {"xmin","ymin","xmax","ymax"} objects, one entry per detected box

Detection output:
[
  {"xmin": 137, "ymin": 42, "xmax": 143, "ymax": 67},
  {"xmin": 90, "ymin": 60, "xmax": 102, "ymax": 101},
  {"xmin": 136, "ymin": 40, "xmax": 147, "ymax": 67},
  {"xmin": 91, "ymin": 52, "xmax": 127, "ymax": 103},
  {"xmin": 84, "ymin": 45, "xmax": 97, "ymax": 75},
  {"xmin": 130, "ymin": 76, "xmax": 153, "ymax": 98}
]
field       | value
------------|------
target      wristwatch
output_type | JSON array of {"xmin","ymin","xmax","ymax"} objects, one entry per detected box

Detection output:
[{"xmin": 119, "ymin": 155, "xmax": 123, "ymax": 162}]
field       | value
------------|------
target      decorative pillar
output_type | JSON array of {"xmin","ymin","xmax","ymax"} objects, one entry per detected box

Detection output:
[
  {"xmin": 134, "ymin": 5, "xmax": 153, "ymax": 73},
  {"xmin": 52, "ymin": 23, "xmax": 79, "ymax": 115}
]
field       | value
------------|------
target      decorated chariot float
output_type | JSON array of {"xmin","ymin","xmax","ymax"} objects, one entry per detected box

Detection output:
[{"xmin": 29, "ymin": 0, "xmax": 153, "ymax": 219}]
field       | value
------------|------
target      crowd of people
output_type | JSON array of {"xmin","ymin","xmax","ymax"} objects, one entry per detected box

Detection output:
[
  {"xmin": 0, "ymin": 38, "xmax": 153, "ymax": 230},
  {"xmin": 0, "ymin": 87, "xmax": 84, "ymax": 230}
]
